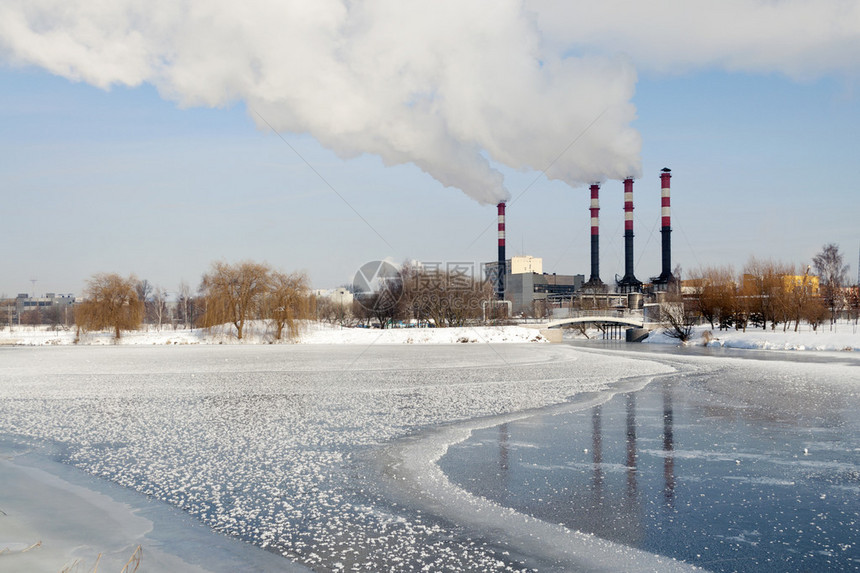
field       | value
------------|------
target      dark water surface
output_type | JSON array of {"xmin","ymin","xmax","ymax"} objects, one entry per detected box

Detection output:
[{"xmin": 439, "ymin": 346, "xmax": 860, "ymax": 572}]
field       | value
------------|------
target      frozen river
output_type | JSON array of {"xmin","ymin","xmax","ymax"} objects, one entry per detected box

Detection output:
[
  {"xmin": 442, "ymin": 344, "xmax": 860, "ymax": 571},
  {"xmin": 0, "ymin": 343, "xmax": 857, "ymax": 571}
]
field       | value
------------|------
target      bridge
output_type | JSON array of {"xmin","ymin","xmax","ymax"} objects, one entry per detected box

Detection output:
[
  {"xmin": 544, "ymin": 314, "xmax": 644, "ymax": 329},
  {"xmin": 519, "ymin": 309, "xmax": 652, "ymax": 341},
  {"xmin": 530, "ymin": 309, "xmax": 648, "ymax": 328}
]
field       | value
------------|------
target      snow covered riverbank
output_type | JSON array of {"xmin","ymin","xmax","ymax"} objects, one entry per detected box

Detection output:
[
  {"xmin": 644, "ymin": 323, "xmax": 859, "ymax": 352},
  {"xmin": 0, "ymin": 322, "xmax": 547, "ymax": 346},
  {"xmin": 4, "ymin": 319, "xmax": 858, "ymax": 352}
]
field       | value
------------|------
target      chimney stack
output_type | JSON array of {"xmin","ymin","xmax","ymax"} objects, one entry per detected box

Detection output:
[
  {"xmin": 584, "ymin": 183, "xmax": 605, "ymax": 290},
  {"xmin": 589, "ymin": 183, "xmax": 600, "ymax": 282},
  {"xmin": 617, "ymin": 177, "xmax": 642, "ymax": 292},
  {"xmin": 657, "ymin": 168, "xmax": 674, "ymax": 285},
  {"xmin": 497, "ymin": 201, "xmax": 506, "ymax": 300}
]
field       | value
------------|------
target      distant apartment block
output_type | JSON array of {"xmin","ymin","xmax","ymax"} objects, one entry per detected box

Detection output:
[{"xmin": 4, "ymin": 293, "xmax": 77, "ymax": 324}]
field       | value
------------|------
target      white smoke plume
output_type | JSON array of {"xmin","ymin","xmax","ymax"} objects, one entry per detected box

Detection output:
[
  {"xmin": 527, "ymin": 0, "xmax": 860, "ymax": 79},
  {"xmin": 6, "ymin": 2, "xmax": 851, "ymax": 205},
  {"xmin": 0, "ymin": 0, "xmax": 641, "ymax": 204}
]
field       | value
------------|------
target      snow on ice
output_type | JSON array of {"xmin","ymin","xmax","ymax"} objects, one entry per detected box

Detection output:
[
  {"xmin": 0, "ymin": 321, "xmax": 856, "ymax": 571},
  {"xmin": 0, "ymin": 342, "xmax": 685, "ymax": 571}
]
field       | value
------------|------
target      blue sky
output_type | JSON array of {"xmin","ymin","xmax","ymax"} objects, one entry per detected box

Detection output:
[{"xmin": 1, "ymin": 2, "xmax": 858, "ymax": 297}]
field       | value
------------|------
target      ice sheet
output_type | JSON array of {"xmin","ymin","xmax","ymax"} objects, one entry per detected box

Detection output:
[
  {"xmin": 0, "ymin": 447, "xmax": 306, "ymax": 572},
  {"xmin": 0, "ymin": 344, "xmax": 673, "ymax": 570}
]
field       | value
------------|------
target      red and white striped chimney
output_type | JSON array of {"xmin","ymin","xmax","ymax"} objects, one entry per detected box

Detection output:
[
  {"xmin": 624, "ymin": 177, "xmax": 634, "ymax": 236},
  {"xmin": 588, "ymin": 183, "xmax": 601, "ymax": 284},
  {"xmin": 618, "ymin": 177, "xmax": 641, "ymax": 291},
  {"xmin": 661, "ymin": 169, "xmax": 671, "ymax": 228},
  {"xmin": 658, "ymin": 168, "xmax": 673, "ymax": 284},
  {"xmin": 497, "ymin": 201, "xmax": 506, "ymax": 299}
]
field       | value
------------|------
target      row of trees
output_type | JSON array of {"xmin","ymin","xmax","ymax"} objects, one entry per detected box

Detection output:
[
  {"xmin": 13, "ymin": 306, "xmax": 72, "ymax": 331},
  {"xmin": 687, "ymin": 245, "xmax": 858, "ymax": 333},
  {"xmin": 689, "ymin": 260, "xmax": 826, "ymax": 332},
  {"xmin": 55, "ymin": 259, "xmax": 503, "ymax": 340},
  {"xmin": 74, "ymin": 261, "xmax": 311, "ymax": 340},
  {"xmin": 31, "ymin": 243, "xmax": 860, "ymax": 340},
  {"xmin": 319, "ymin": 262, "xmax": 499, "ymax": 329},
  {"xmin": 199, "ymin": 261, "xmax": 310, "ymax": 340}
]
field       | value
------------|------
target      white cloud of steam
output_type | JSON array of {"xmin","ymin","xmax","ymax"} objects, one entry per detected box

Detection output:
[
  {"xmin": 527, "ymin": 0, "xmax": 860, "ymax": 80},
  {"xmin": 3, "ymin": 2, "xmax": 854, "ymax": 205},
  {"xmin": 0, "ymin": 0, "xmax": 641, "ymax": 204}
]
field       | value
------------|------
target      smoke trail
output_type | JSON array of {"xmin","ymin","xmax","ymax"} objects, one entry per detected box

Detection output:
[
  {"xmin": 0, "ymin": 0, "xmax": 642, "ymax": 203},
  {"xmin": 528, "ymin": 0, "xmax": 860, "ymax": 79}
]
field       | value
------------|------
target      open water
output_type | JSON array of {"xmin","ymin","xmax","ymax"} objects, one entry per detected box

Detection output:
[{"xmin": 439, "ymin": 345, "xmax": 860, "ymax": 571}]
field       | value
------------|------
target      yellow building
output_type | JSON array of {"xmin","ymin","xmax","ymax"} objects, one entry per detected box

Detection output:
[
  {"xmin": 781, "ymin": 274, "xmax": 819, "ymax": 296},
  {"xmin": 738, "ymin": 273, "xmax": 819, "ymax": 296}
]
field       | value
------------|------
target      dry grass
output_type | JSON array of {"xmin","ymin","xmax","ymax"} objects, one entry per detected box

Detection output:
[
  {"xmin": 0, "ymin": 540, "xmax": 42, "ymax": 556},
  {"xmin": 57, "ymin": 544, "xmax": 141, "ymax": 573},
  {"xmin": 120, "ymin": 545, "xmax": 142, "ymax": 573}
]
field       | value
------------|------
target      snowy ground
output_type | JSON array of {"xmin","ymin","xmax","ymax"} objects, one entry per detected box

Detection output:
[
  {"xmin": 0, "ymin": 322, "xmax": 548, "ymax": 346},
  {"xmin": 0, "ymin": 344, "xmax": 687, "ymax": 572},
  {"xmin": 3, "ymin": 319, "xmax": 857, "ymax": 352},
  {"xmin": 643, "ymin": 323, "xmax": 860, "ymax": 352}
]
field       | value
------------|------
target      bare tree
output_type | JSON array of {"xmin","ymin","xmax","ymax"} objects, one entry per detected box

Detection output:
[
  {"xmin": 803, "ymin": 297, "xmax": 828, "ymax": 332},
  {"xmin": 812, "ymin": 243, "xmax": 849, "ymax": 325},
  {"xmin": 742, "ymin": 257, "xmax": 791, "ymax": 331},
  {"xmin": 177, "ymin": 281, "xmax": 192, "ymax": 330},
  {"xmin": 784, "ymin": 265, "xmax": 816, "ymax": 332},
  {"xmin": 43, "ymin": 305, "xmax": 63, "ymax": 332},
  {"xmin": 151, "ymin": 286, "xmax": 168, "ymax": 331},
  {"xmin": 659, "ymin": 294, "xmax": 696, "ymax": 342},
  {"xmin": 63, "ymin": 303, "xmax": 75, "ymax": 329},
  {"xmin": 316, "ymin": 296, "xmax": 353, "ymax": 326},
  {"xmin": 76, "ymin": 273, "xmax": 144, "ymax": 340},
  {"xmin": 135, "ymin": 279, "xmax": 153, "ymax": 325},
  {"xmin": 364, "ymin": 277, "xmax": 406, "ymax": 328},
  {"xmin": 199, "ymin": 261, "xmax": 271, "ymax": 340},
  {"xmin": 264, "ymin": 271, "xmax": 311, "ymax": 341},
  {"xmin": 21, "ymin": 308, "xmax": 42, "ymax": 330},
  {"xmin": 1, "ymin": 297, "xmax": 14, "ymax": 331},
  {"xmin": 691, "ymin": 266, "xmax": 737, "ymax": 330},
  {"xmin": 352, "ymin": 298, "xmax": 373, "ymax": 328},
  {"xmin": 406, "ymin": 265, "xmax": 492, "ymax": 327},
  {"xmin": 846, "ymin": 285, "xmax": 860, "ymax": 327}
]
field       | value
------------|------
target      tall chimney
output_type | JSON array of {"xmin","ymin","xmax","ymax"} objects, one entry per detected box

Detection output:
[
  {"xmin": 658, "ymin": 168, "xmax": 673, "ymax": 284},
  {"xmin": 618, "ymin": 177, "xmax": 642, "ymax": 292},
  {"xmin": 587, "ymin": 183, "xmax": 602, "ymax": 285},
  {"xmin": 497, "ymin": 201, "xmax": 506, "ymax": 300}
]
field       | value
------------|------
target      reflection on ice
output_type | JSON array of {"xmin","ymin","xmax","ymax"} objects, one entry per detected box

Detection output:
[{"xmin": 440, "ymin": 349, "xmax": 860, "ymax": 572}]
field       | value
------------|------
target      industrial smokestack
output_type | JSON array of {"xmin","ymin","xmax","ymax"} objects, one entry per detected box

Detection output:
[
  {"xmin": 497, "ymin": 202, "xmax": 506, "ymax": 300},
  {"xmin": 658, "ymin": 168, "xmax": 674, "ymax": 285},
  {"xmin": 618, "ymin": 177, "xmax": 642, "ymax": 292},
  {"xmin": 585, "ymin": 183, "xmax": 604, "ymax": 288}
]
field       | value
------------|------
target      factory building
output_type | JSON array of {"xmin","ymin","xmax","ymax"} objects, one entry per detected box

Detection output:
[{"xmin": 486, "ymin": 256, "xmax": 584, "ymax": 316}]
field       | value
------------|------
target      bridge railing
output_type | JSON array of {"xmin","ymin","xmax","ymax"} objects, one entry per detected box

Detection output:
[{"xmin": 550, "ymin": 308, "xmax": 644, "ymax": 320}]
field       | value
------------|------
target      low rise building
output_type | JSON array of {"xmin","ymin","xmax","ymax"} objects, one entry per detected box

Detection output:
[{"xmin": 313, "ymin": 287, "xmax": 354, "ymax": 307}]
